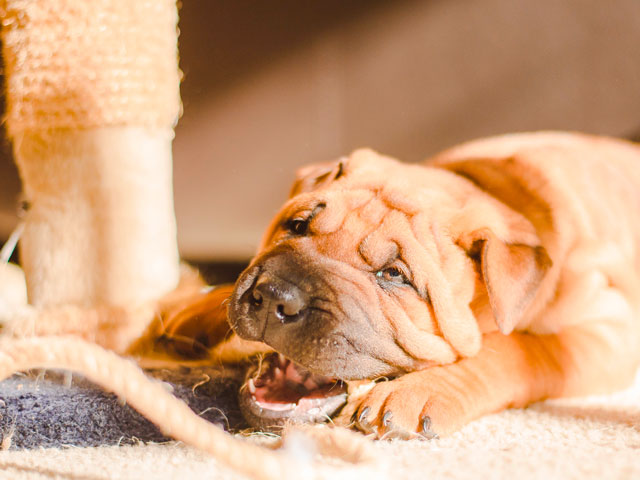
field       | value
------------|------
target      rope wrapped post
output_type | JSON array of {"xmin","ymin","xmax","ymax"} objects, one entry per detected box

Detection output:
[
  {"xmin": 0, "ymin": 0, "xmax": 181, "ymax": 308},
  {"xmin": 0, "ymin": 5, "xmax": 380, "ymax": 476}
]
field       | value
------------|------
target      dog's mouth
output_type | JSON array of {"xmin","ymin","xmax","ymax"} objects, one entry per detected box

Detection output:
[{"xmin": 239, "ymin": 352, "xmax": 347, "ymax": 431}]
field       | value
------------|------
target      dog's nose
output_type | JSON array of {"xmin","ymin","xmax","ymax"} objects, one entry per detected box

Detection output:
[
  {"xmin": 250, "ymin": 273, "xmax": 308, "ymax": 324},
  {"xmin": 229, "ymin": 250, "xmax": 315, "ymax": 342}
]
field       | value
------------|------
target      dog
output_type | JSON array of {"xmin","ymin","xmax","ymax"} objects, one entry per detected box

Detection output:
[{"xmin": 216, "ymin": 131, "xmax": 640, "ymax": 439}]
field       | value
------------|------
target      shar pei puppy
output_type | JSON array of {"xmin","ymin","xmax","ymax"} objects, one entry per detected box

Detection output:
[{"xmin": 171, "ymin": 131, "xmax": 640, "ymax": 439}]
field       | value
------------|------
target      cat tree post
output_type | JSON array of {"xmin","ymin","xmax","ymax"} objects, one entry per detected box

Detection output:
[{"xmin": 1, "ymin": 1, "xmax": 181, "ymax": 308}]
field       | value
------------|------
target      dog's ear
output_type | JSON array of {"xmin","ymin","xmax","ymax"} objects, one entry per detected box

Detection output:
[
  {"xmin": 289, "ymin": 158, "xmax": 347, "ymax": 197},
  {"xmin": 467, "ymin": 228, "xmax": 551, "ymax": 334}
]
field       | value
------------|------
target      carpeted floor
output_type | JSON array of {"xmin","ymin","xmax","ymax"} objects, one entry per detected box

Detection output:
[{"xmin": 1, "ymin": 371, "xmax": 639, "ymax": 480}]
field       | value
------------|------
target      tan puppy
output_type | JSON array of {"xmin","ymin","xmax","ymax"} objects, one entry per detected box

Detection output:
[{"xmin": 225, "ymin": 131, "xmax": 640, "ymax": 438}]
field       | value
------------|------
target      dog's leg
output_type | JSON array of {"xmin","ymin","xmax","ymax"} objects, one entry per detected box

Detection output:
[
  {"xmin": 130, "ymin": 282, "xmax": 272, "ymax": 363},
  {"xmin": 350, "ymin": 314, "xmax": 639, "ymax": 439}
]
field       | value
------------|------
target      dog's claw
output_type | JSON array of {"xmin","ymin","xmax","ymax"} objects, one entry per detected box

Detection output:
[
  {"xmin": 382, "ymin": 411, "xmax": 393, "ymax": 427},
  {"xmin": 356, "ymin": 406, "xmax": 377, "ymax": 434},
  {"xmin": 420, "ymin": 415, "xmax": 438, "ymax": 440},
  {"xmin": 358, "ymin": 406, "xmax": 370, "ymax": 423}
]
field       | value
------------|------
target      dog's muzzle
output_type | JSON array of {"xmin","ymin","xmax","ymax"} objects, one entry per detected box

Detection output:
[
  {"xmin": 229, "ymin": 249, "xmax": 317, "ymax": 344},
  {"xmin": 229, "ymin": 247, "xmax": 405, "ymax": 381}
]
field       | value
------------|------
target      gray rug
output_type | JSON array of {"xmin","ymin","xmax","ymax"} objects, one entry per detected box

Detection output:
[{"xmin": 0, "ymin": 366, "xmax": 247, "ymax": 449}]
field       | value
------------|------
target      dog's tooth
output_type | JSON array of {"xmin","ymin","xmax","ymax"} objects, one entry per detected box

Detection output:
[
  {"xmin": 278, "ymin": 353, "xmax": 286, "ymax": 365},
  {"xmin": 274, "ymin": 367, "xmax": 283, "ymax": 379},
  {"xmin": 248, "ymin": 378, "xmax": 256, "ymax": 394}
]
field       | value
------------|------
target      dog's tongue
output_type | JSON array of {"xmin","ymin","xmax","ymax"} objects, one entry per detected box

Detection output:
[{"xmin": 239, "ymin": 353, "xmax": 347, "ymax": 430}]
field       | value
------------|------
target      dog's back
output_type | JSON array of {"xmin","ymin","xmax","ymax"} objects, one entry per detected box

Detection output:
[{"xmin": 433, "ymin": 132, "xmax": 640, "ymax": 335}]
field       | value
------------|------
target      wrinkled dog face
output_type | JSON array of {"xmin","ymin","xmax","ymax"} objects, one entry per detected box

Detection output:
[{"xmin": 229, "ymin": 149, "xmax": 487, "ymax": 380}]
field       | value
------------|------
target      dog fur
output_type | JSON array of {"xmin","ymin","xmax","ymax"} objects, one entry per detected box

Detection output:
[{"xmin": 226, "ymin": 131, "xmax": 640, "ymax": 438}]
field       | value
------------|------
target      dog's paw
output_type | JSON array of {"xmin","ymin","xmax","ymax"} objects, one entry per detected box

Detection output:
[{"xmin": 352, "ymin": 370, "xmax": 467, "ymax": 440}]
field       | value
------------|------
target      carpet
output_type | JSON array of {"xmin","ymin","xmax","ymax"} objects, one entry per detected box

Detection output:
[
  {"xmin": 0, "ymin": 367, "xmax": 247, "ymax": 449},
  {"xmin": 1, "ymin": 370, "xmax": 639, "ymax": 480}
]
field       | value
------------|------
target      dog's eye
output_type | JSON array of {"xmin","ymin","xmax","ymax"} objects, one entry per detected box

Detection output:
[
  {"xmin": 286, "ymin": 218, "xmax": 310, "ymax": 236},
  {"xmin": 284, "ymin": 203, "xmax": 325, "ymax": 236},
  {"xmin": 375, "ymin": 266, "xmax": 409, "ymax": 285}
]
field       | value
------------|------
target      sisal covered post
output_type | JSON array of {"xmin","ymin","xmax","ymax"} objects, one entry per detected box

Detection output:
[{"xmin": 0, "ymin": 0, "xmax": 181, "ymax": 308}]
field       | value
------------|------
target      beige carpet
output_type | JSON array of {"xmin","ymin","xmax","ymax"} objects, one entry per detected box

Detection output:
[{"xmin": 2, "ymin": 372, "xmax": 640, "ymax": 480}]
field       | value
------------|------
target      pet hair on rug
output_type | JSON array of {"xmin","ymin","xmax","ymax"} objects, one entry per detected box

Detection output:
[{"xmin": 0, "ymin": 366, "xmax": 246, "ymax": 449}]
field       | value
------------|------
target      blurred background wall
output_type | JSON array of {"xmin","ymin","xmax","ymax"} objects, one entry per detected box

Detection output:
[{"xmin": 1, "ymin": 0, "xmax": 640, "ymax": 264}]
